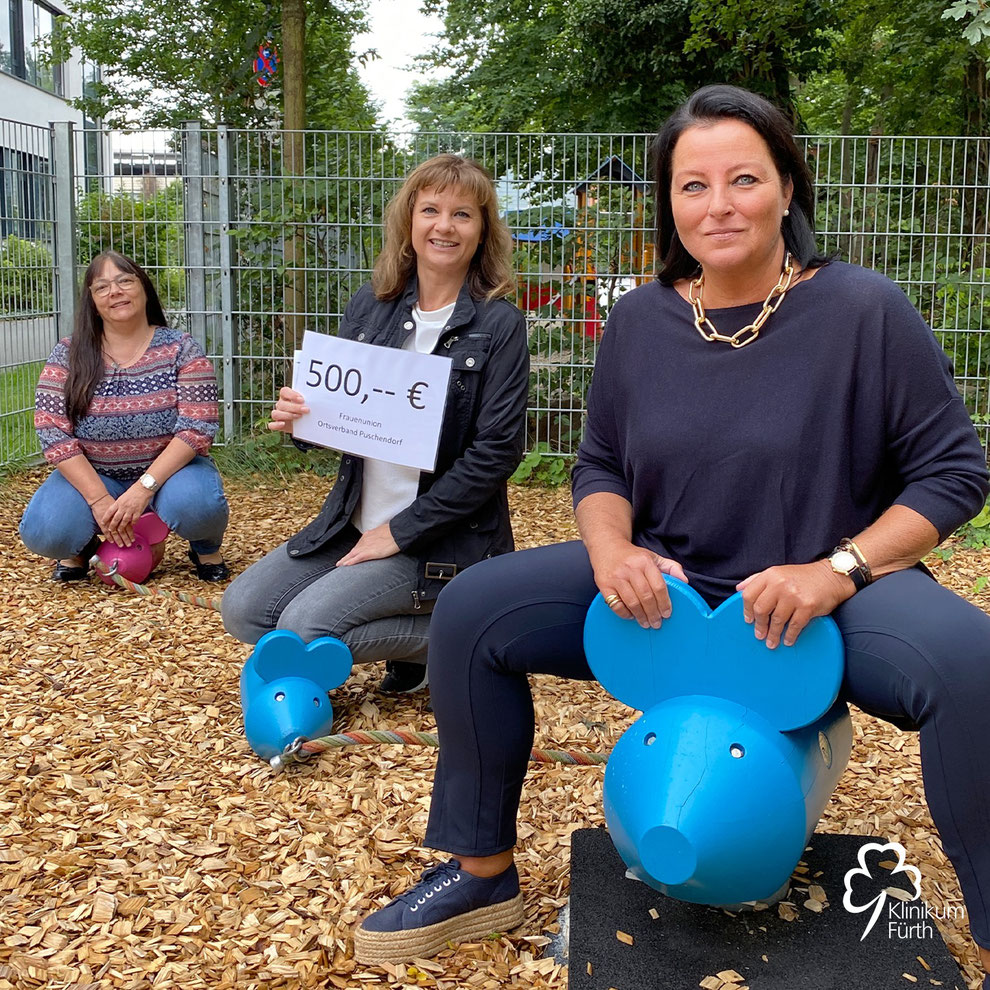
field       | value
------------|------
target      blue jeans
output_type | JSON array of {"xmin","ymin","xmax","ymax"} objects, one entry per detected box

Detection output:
[
  {"xmin": 220, "ymin": 524, "xmax": 433, "ymax": 664},
  {"xmin": 424, "ymin": 540, "xmax": 990, "ymax": 948},
  {"xmin": 19, "ymin": 456, "xmax": 229, "ymax": 558}
]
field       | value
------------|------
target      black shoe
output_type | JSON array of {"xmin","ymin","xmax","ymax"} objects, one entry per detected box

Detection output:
[
  {"xmin": 187, "ymin": 547, "xmax": 230, "ymax": 582},
  {"xmin": 52, "ymin": 536, "xmax": 100, "ymax": 582},
  {"xmin": 379, "ymin": 660, "xmax": 429, "ymax": 694}
]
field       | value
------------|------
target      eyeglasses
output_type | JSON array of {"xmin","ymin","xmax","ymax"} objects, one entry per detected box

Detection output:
[{"xmin": 91, "ymin": 274, "xmax": 140, "ymax": 297}]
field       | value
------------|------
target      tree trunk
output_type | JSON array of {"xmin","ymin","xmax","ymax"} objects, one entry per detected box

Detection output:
[
  {"xmin": 838, "ymin": 86, "xmax": 857, "ymax": 263},
  {"xmin": 282, "ymin": 0, "xmax": 306, "ymax": 353},
  {"xmin": 962, "ymin": 54, "xmax": 988, "ymax": 272}
]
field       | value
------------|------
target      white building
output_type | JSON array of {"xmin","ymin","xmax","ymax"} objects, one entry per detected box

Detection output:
[{"xmin": 0, "ymin": 0, "xmax": 100, "ymax": 238}]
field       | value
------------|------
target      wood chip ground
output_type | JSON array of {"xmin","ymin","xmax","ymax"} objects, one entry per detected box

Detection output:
[{"xmin": 1, "ymin": 469, "xmax": 987, "ymax": 989}]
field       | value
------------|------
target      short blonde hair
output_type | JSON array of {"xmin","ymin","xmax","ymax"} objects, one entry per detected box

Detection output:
[{"xmin": 372, "ymin": 154, "xmax": 515, "ymax": 302}]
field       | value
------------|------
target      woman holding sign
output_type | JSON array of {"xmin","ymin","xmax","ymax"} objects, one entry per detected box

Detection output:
[{"xmin": 222, "ymin": 155, "xmax": 529, "ymax": 694}]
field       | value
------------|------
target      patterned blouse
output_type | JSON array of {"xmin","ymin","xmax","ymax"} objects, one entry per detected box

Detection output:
[{"xmin": 35, "ymin": 327, "xmax": 219, "ymax": 481}]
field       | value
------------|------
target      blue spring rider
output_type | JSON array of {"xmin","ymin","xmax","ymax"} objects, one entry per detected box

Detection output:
[
  {"xmin": 240, "ymin": 630, "xmax": 353, "ymax": 766},
  {"xmin": 583, "ymin": 577, "xmax": 852, "ymax": 906}
]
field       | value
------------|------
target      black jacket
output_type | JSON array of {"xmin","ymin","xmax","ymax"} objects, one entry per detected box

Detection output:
[{"xmin": 287, "ymin": 276, "xmax": 530, "ymax": 605}]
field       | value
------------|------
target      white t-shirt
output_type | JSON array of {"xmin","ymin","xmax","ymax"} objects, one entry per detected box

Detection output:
[{"xmin": 351, "ymin": 301, "xmax": 457, "ymax": 533}]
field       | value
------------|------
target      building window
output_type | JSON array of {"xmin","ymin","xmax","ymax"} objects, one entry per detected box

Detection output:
[
  {"xmin": 1, "ymin": 0, "xmax": 64, "ymax": 96},
  {"xmin": 0, "ymin": 1, "xmax": 13, "ymax": 76},
  {"xmin": 82, "ymin": 58, "xmax": 102, "ymax": 189},
  {"xmin": 0, "ymin": 146, "xmax": 51, "ymax": 239}
]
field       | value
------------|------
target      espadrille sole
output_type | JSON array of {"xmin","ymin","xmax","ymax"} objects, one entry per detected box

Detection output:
[{"xmin": 353, "ymin": 892, "xmax": 525, "ymax": 964}]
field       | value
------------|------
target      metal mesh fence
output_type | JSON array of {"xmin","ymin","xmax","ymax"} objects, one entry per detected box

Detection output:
[
  {"xmin": 1, "ymin": 123, "xmax": 988, "ymax": 470},
  {"xmin": 0, "ymin": 118, "xmax": 56, "ymax": 468},
  {"xmin": 806, "ymin": 135, "xmax": 990, "ymax": 442}
]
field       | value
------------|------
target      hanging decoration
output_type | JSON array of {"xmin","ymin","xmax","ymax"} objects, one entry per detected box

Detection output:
[{"xmin": 254, "ymin": 37, "xmax": 279, "ymax": 87}]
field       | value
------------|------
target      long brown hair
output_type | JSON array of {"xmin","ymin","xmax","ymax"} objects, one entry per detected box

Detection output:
[
  {"xmin": 64, "ymin": 251, "xmax": 168, "ymax": 428},
  {"xmin": 372, "ymin": 154, "xmax": 515, "ymax": 302}
]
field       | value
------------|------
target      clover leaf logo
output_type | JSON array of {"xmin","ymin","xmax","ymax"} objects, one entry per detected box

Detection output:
[{"xmin": 842, "ymin": 840, "xmax": 922, "ymax": 940}]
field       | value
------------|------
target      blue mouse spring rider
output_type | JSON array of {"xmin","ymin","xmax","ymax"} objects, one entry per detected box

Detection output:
[
  {"xmin": 240, "ymin": 630, "xmax": 354, "ymax": 768},
  {"xmin": 583, "ymin": 577, "xmax": 853, "ymax": 906}
]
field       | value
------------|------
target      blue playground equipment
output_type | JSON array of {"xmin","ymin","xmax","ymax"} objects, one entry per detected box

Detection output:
[
  {"xmin": 240, "ymin": 630, "xmax": 353, "ymax": 765},
  {"xmin": 584, "ymin": 577, "xmax": 852, "ymax": 906}
]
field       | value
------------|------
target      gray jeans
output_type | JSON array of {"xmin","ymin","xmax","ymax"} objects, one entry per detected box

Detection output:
[{"xmin": 221, "ymin": 525, "xmax": 433, "ymax": 664}]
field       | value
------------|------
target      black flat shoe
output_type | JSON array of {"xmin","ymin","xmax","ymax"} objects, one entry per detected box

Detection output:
[
  {"xmin": 188, "ymin": 547, "xmax": 230, "ymax": 582},
  {"xmin": 52, "ymin": 536, "xmax": 101, "ymax": 582},
  {"xmin": 379, "ymin": 660, "xmax": 429, "ymax": 694},
  {"xmin": 52, "ymin": 560, "xmax": 88, "ymax": 582}
]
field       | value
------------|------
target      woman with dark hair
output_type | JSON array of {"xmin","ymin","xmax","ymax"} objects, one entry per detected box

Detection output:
[
  {"xmin": 221, "ymin": 154, "xmax": 529, "ymax": 695},
  {"xmin": 20, "ymin": 251, "xmax": 230, "ymax": 582},
  {"xmin": 352, "ymin": 86, "xmax": 990, "ymax": 984}
]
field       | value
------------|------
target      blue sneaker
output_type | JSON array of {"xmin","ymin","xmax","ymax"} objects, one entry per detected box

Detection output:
[{"xmin": 354, "ymin": 859, "xmax": 524, "ymax": 964}]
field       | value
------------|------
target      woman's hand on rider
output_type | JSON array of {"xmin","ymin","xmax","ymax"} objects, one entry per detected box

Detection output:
[
  {"xmin": 99, "ymin": 484, "xmax": 155, "ymax": 546},
  {"xmin": 267, "ymin": 387, "xmax": 309, "ymax": 433},
  {"xmin": 736, "ymin": 560, "xmax": 854, "ymax": 649},
  {"xmin": 590, "ymin": 538, "xmax": 689, "ymax": 629},
  {"xmin": 337, "ymin": 523, "xmax": 400, "ymax": 566}
]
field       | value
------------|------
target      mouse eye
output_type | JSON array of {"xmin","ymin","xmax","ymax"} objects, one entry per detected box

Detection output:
[
  {"xmin": 644, "ymin": 732, "xmax": 657, "ymax": 746},
  {"xmin": 729, "ymin": 743, "xmax": 745, "ymax": 759}
]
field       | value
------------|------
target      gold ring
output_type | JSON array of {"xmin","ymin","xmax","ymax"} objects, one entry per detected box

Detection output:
[{"xmin": 604, "ymin": 594, "xmax": 622, "ymax": 609}]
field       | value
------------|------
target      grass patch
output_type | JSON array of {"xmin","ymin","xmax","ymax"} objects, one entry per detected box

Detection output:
[{"xmin": 0, "ymin": 361, "xmax": 42, "ymax": 471}]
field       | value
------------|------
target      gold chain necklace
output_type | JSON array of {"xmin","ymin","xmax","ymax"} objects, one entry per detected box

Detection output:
[{"xmin": 687, "ymin": 253, "xmax": 795, "ymax": 349}]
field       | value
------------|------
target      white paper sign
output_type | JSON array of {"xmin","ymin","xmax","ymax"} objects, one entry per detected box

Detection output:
[{"xmin": 291, "ymin": 330, "xmax": 452, "ymax": 471}]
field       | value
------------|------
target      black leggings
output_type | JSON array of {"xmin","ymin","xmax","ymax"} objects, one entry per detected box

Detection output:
[{"xmin": 425, "ymin": 541, "xmax": 990, "ymax": 947}]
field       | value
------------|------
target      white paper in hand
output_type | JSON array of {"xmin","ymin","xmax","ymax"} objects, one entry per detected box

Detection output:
[{"xmin": 291, "ymin": 330, "xmax": 452, "ymax": 471}]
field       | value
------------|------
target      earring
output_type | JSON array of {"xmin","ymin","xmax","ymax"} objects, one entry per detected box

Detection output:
[{"xmin": 783, "ymin": 209, "xmax": 790, "ymax": 217}]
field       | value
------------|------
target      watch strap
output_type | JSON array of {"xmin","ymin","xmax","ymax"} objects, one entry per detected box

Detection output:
[
  {"xmin": 830, "ymin": 539, "xmax": 871, "ymax": 591},
  {"xmin": 839, "ymin": 558, "xmax": 868, "ymax": 591},
  {"xmin": 841, "ymin": 538, "xmax": 873, "ymax": 584}
]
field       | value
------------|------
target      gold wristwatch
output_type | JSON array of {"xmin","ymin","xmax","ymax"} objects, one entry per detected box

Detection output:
[{"xmin": 827, "ymin": 538, "xmax": 872, "ymax": 592}]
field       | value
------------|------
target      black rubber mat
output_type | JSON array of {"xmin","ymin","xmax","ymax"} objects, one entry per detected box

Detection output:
[{"xmin": 568, "ymin": 828, "xmax": 964, "ymax": 990}]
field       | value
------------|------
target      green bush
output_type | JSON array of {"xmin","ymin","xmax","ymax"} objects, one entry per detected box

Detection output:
[
  {"xmin": 525, "ymin": 318, "xmax": 596, "ymax": 454},
  {"xmin": 956, "ymin": 497, "xmax": 990, "ymax": 549},
  {"xmin": 0, "ymin": 236, "xmax": 54, "ymax": 314},
  {"xmin": 510, "ymin": 442, "xmax": 573, "ymax": 487},
  {"xmin": 76, "ymin": 183, "xmax": 186, "ymax": 310}
]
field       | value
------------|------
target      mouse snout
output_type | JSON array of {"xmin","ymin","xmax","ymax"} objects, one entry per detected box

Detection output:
[{"xmin": 640, "ymin": 824, "xmax": 697, "ymax": 885}]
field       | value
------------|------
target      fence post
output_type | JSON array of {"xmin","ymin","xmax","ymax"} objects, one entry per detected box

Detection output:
[
  {"xmin": 216, "ymin": 125, "xmax": 236, "ymax": 442},
  {"xmin": 181, "ymin": 121, "xmax": 207, "ymax": 349},
  {"xmin": 50, "ymin": 120, "xmax": 77, "ymax": 341}
]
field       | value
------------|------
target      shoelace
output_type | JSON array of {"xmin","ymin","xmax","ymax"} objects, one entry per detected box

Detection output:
[{"xmin": 399, "ymin": 861, "xmax": 463, "ymax": 912}]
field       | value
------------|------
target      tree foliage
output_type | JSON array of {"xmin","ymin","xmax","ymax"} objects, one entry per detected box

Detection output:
[
  {"xmin": 408, "ymin": 0, "xmax": 837, "ymax": 133},
  {"xmin": 796, "ymin": 0, "xmax": 989, "ymax": 135},
  {"xmin": 50, "ymin": 0, "xmax": 379, "ymax": 129},
  {"xmin": 411, "ymin": 0, "xmax": 987, "ymax": 137},
  {"xmin": 943, "ymin": 0, "xmax": 990, "ymax": 46}
]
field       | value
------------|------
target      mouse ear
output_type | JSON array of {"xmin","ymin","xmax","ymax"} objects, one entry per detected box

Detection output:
[
  {"xmin": 705, "ymin": 593, "xmax": 844, "ymax": 730},
  {"xmin": 250, "ymin": 630, "xmax": 353, "ymax": 693},
  {"xmin": 584, "ymin": 577, "xmax": 713, "ymax": 712},
  {"xmin": 133, "ymin": 511, "xmax": 170, "ymax": 544},
  {"xmin": 584, "ymin": 579, "xmax": 844, "ymax": 730}
]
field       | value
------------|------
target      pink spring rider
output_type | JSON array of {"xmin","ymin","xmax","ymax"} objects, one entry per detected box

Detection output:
[{"xmin": 94, "ymin": 511, "xmax": 170, "ymax": 586}]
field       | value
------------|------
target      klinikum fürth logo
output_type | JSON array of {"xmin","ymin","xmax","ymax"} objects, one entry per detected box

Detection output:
[{"xmin": 842, "ymin": 840, "xmax": 964, "ymax": 940}]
